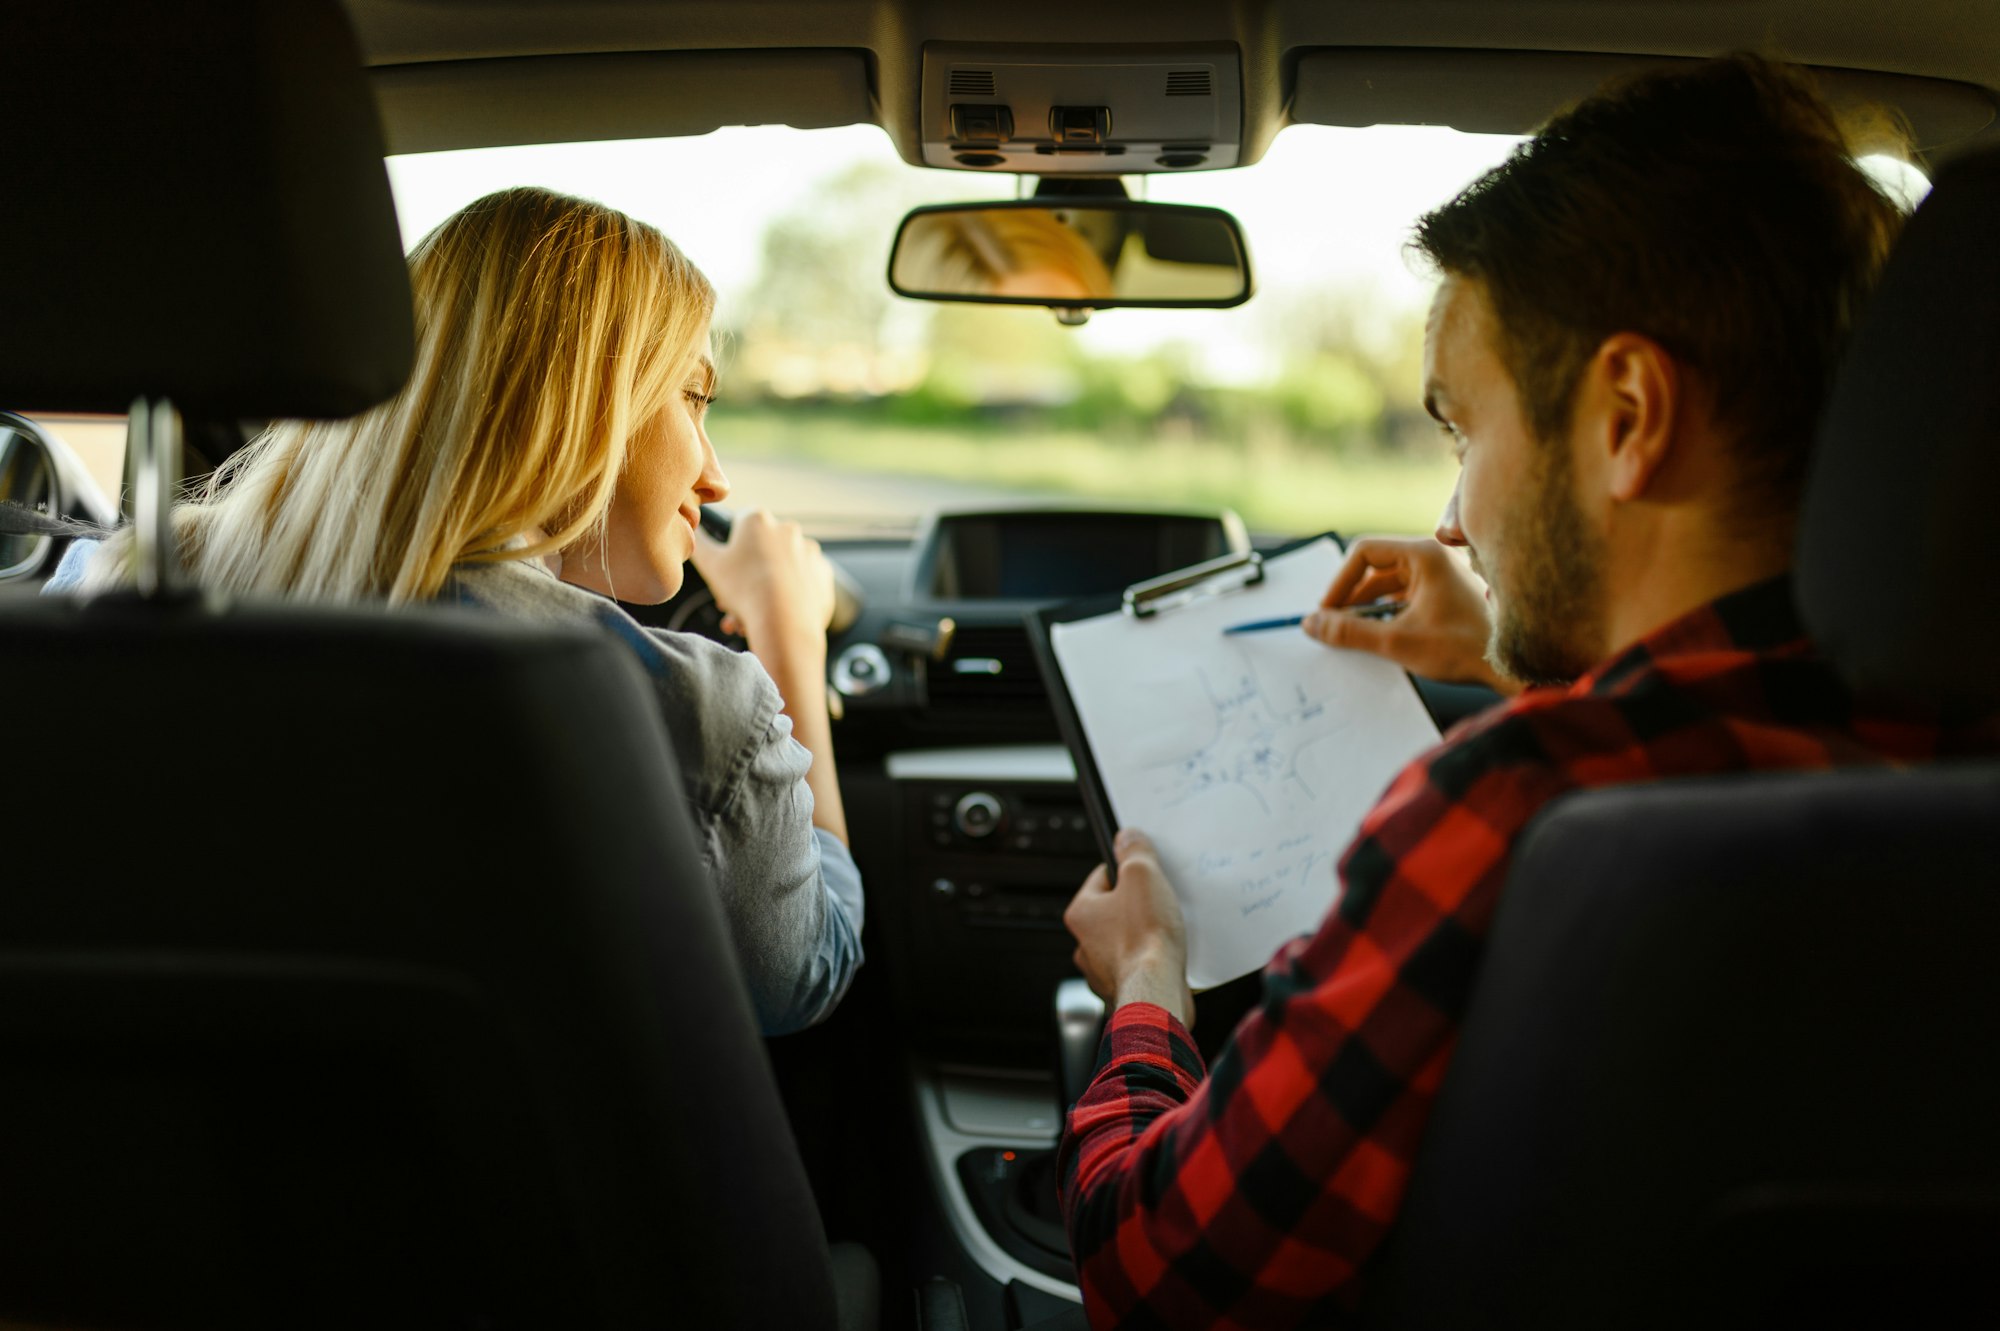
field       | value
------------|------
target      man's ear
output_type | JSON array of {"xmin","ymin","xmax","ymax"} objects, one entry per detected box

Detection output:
[{"xmin": 1583, "ymin": 332, "xmax": 1679, "ymax": 504}]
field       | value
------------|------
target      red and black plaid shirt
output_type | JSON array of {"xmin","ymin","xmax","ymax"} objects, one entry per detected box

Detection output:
[{"xmin": 1059, "ymin": 576, "xmax": 1993, "ymax": 1328}]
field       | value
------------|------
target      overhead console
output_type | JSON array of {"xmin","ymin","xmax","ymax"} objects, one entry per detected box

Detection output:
[{"xmin": 920, "ymin": 42, "xmax": 1243, "ymax": 173}]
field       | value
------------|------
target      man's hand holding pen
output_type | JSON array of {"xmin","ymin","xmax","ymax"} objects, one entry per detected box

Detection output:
[{"xmin": 1299, "ymin": 536, "xmax": 1524, "ymax": 695}]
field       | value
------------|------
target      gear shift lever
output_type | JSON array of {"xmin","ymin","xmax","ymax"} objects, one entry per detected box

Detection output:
[{"xmin": 1056, "ymin": 978, "xmax": 1108, "ymax": 1110}]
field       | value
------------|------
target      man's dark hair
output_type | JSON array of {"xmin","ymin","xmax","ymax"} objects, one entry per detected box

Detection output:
[{"xmin": 1413, "ymin": 54, "xmax": 1904, "ymax": 512}]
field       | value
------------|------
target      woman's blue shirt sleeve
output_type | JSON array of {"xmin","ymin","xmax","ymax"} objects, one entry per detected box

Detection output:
[{"xmin": 40, "ymin": 538, "xmax": 98, "ymax": 593}]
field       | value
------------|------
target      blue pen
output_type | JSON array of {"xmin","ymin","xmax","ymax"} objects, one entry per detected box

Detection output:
[
  {"xmin": 1222, "ymin": 614, "xmax": 1306, "ymax": 635},
  {"xmin": 1222, "ymin": 602, "xmax": 1403, "ymax": 635}
]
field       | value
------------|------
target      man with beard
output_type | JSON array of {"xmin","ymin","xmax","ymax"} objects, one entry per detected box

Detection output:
[{"xmin": 1057, "ymin": 54, "xmax": 1990, "ymax": 1329}]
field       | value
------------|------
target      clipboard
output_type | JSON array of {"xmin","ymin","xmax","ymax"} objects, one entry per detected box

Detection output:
[
  {"xmin": 1024, "ymin": 531, "xmax": 1448, "ymax": 983},
  {"xmin": 1025, "ymin": 533, "xmax": 1333, "ymax": 880}
]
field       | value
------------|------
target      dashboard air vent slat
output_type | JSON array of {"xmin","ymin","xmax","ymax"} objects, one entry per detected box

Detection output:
[
  {"xmin": 927, "ymin": 626, "xmax": 1046, "ymax": 708},
  {"xmin": 949, "ymin": 70, "xmax": 997, "ymax": 97},
  {"xmin": 1165, "ymin": 70, "xmax": 1212, "ymax": 97}
]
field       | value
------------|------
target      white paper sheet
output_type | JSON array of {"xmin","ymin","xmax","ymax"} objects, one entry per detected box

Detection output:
[{"xmin": 1049, "ymin": 538, "xmax": 1442, "ymax": 988}]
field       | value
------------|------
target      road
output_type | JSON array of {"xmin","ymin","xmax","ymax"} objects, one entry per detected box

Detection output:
[{"xmin": 718, "ymin": 453, "xmax": 1075, "ymax": 533}]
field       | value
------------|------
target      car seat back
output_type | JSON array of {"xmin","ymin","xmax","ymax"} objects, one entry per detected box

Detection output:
[
  {"xmin": 0, "ymin": 602, "xmax": 840, "ymax": 1329},
  {"xmin": 1359, "ymin": 765, "xmax": 2000, "ymax": 1329},
  {"xmin": 0, "ymin": 2, "xmax": 843, "ymax": 1326}
]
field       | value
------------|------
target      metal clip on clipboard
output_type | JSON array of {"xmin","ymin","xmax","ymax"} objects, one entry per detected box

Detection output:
[{"xmin": 1121, "ymin": 549, "xmax": 1266, "ymax": 619}]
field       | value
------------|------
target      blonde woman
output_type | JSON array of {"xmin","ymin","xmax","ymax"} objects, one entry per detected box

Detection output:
[{"xmin": 49, "ymin": 186, "xmax": 862, "ymax": 1036}]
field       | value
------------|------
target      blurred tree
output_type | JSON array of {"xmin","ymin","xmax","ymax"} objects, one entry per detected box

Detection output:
[
  {"xmin": 738, "ymin": 163, "xmax": 897, "ymax": 352},
  {"xmin": 912, "ymin": 303, "xmax": 1087, "ymax": 409},
  {"xmin": 1273, "ymin": 351, "xmax": 1386, "ymax": 446},
  {"xmin": 728, "ymin": 160, "xmax": 993, "ymax": 398},
  {"xmin": 1254, "ymin": 278, "xmax": 1430, "ymax": 453}
]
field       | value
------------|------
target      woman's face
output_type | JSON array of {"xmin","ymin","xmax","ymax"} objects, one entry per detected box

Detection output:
[{"xmin": 563, "ymin": 348, "xmax": 730, "ymax": 604}]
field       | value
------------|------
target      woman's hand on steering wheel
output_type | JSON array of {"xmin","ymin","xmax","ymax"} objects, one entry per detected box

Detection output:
[{"xmin": 690, "ymin": 507, "xmax": 838, "ymax": 649}]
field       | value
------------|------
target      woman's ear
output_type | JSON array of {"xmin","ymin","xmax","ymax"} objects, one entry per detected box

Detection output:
[{"xmin": 1590, "ymin": 332, "xmax": 1680, "ymax": 504}]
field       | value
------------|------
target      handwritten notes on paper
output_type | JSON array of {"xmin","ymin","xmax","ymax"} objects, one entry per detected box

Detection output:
[{"xmin": 1048, "ymin": 538, "xmax": 1441, "ymax": 988}]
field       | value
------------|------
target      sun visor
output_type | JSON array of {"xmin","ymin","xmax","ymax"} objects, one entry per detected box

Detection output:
[
  {"xmin": 0, "ymin": 0, "xmax": 414, "ymax": 420},
  {"xmin": 1292, "ymin": 49, "xmax": 1998, "ymax": 153},
  {"xmin": 1798, "ymin": 147, "xmax": 2000, "ymax": 707},
  {"xmin": 373, "ymin": 51, "xmax": 876, "ymax": 155}
]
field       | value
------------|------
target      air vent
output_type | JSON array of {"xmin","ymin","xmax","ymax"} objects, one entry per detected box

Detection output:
[
  {"xmin": 1165, "ymin": 70, "xmax": 1212, "ymax": 97},
  {"xmin": 949, "ymin": 69, "xmax": 997, "ymax": 97},
  {"xmin": 927, "ymin": 626, "xmax": 1046, "ymax": 709}
]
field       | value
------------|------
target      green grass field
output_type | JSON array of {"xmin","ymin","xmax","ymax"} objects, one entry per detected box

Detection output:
[{"xmin": 712, "ymin": 404, "xmax": 1458, "ymax": 537}]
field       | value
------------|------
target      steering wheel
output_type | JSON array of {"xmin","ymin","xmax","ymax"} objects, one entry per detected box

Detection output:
[{"xmin": 656, "ymin": 505, "xmax": 863, "ymax": 646}]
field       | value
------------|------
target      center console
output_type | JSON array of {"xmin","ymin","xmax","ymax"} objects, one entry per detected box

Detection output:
[
  {"xmin": 879, "ymin": 748, "xmax": 1101, "ymax": 1304},
  {"xmin": 845, "ymin": 510, "xmax": 1256, "ymax": 1315},
  {"xmin": 882, "ymin": 746, "xmax": 1095, "ymax": 1059}
]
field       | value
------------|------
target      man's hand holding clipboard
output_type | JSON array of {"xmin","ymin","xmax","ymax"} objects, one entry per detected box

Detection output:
[{"xmin": 1063, "ymin": 828, "xmax": 1198, "ymax": 1032}]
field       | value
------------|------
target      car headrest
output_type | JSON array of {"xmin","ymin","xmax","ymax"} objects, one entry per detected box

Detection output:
[
  {"xmin": 0, "ymin": 0, "xmax": 413, "ymax": 419},
  {"xmin": 1797, "ymin": 146, "xmax": 2000, "ymax": 708}
]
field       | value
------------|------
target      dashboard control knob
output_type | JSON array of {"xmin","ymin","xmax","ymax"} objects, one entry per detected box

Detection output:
[
  {"xmin": 954, "ymin": 791, "xmax": 1003, "ymax": 839},
  {"xmin": 881, "ymin": 616, "xmax": 956, "ymax": 661},
  {"xmin": 832, "ymin": 643, "xmax": 892, "ymax": 697}
]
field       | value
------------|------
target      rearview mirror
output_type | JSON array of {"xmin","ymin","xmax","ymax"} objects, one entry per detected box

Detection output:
[{"xmin": 888, "ymin": 201, "xmax": 1252, "ymax": 313}]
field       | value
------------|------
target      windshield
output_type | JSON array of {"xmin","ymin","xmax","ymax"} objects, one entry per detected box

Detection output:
[{"xmin": 387, "ymin": 126, "xmax": 1929, "ymax": 540}]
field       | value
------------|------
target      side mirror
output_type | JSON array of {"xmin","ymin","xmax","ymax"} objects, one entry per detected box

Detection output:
[
  {"xmin": 0, "ymin": 415, "xmax": 59, "ymax": 581},
  {"xmin": 888, "ymin": 201, "xmax": 1252, "ymax": 316}
]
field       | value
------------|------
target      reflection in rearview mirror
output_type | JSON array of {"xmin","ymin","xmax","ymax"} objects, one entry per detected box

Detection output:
[{"xmin": 889, "ymin": 202, "xmax": 1251, "ymax": 311}]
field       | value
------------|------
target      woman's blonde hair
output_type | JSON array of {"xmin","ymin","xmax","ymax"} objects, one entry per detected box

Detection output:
[
  {"xmin": 894, "ymin": 208, "xmax": 1115, "ymax": 300},
  {"xmin": 86, "ymin": 185, "xmax": 714, "ymax": 604}
]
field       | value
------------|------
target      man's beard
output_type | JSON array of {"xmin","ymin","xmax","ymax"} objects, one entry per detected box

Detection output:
[{"xmin": 1475, "ymin": 441, "xmax": 1606, "ymax": 688}]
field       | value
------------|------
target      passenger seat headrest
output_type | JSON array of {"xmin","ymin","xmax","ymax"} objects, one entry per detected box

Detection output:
[
  {"xmin": 1798, "ymin": 146, "xmax": 2000, "ymax": 708},
  {"xmin": 0, "ymin": 0, "xmax": 413, "ymax": 419}
]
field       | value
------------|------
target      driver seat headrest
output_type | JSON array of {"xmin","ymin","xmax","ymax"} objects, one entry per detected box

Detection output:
[
  {"xmin": 1798, "ymin": 147, "xmax": 2000, "ymax": 709},
  {"xmin": 0, "ymin": 0, "xmax": 413, "ymax": 420}
]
